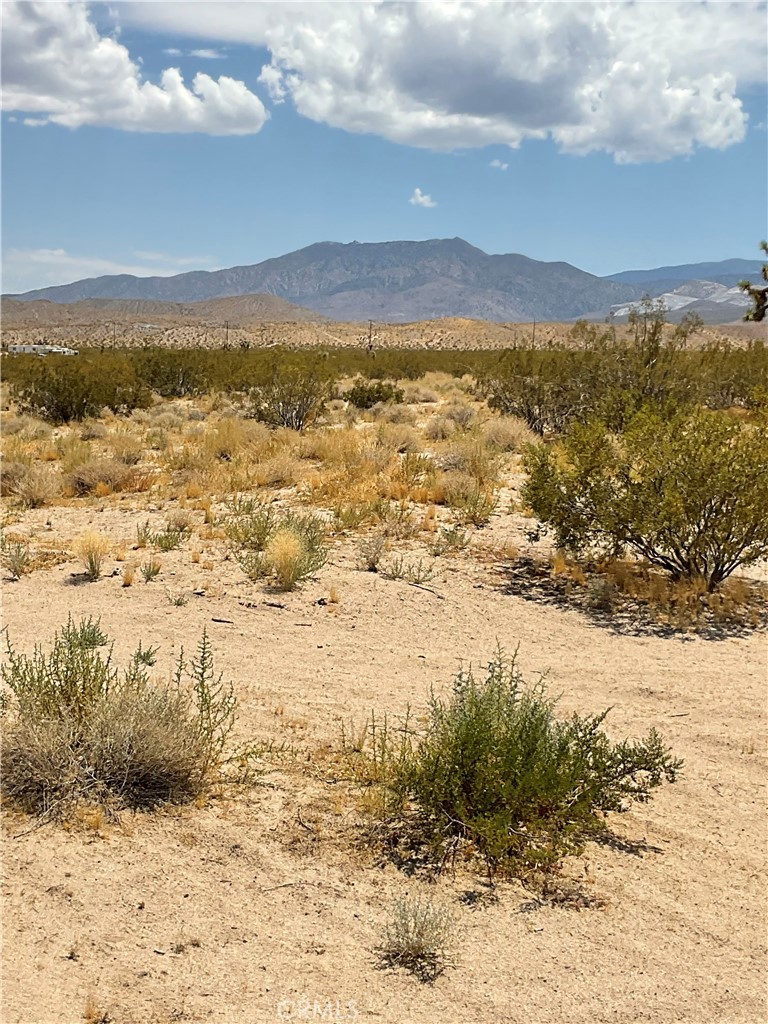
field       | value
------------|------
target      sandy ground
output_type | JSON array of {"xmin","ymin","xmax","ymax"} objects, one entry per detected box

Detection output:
[{"xmin": 1, "ymin": 488, "xmax": 766, "ymax": 1024}]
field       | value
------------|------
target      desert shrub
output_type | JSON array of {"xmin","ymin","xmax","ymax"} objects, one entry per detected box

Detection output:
[
  {"xmin": 429, "ymin": 524, "xmax": 470, "ymax": 556},
  {"xmin": 479, "ymin": 306, "xmax": 703, "ymax": 435},
  {"xmin": 13, "ymin": 465, "xmax": 62, "ymax": 507},
  {"xmin": 380, "ymin": 555, "xmax": 438, "ymax": 585},
  {"xmin": 740, "ymin": 240, "xmax": 768, "ymax": 322},
  {"xmin": 377, "ymin": 423, "xmax": 421, "ymax": 454},
  {"xmin": 9, "ymin": 354, "xmax": 151, "ymax": 423},
  {"xmin": 108, "ymin": 432, "xmax": 144, "ymax": 466},
  {"xmin": 362, "ymin": 649, "xmax": 680, "ymax": 878},
  {"xmin": 424, "ymin": 415, "xmax": 457, "ymax": 441},
  {"xmin": 346, "ymin": 378, "xmax": 404, "ymax": 409},
  {"xmin": 523, "ymin": 408, "xmax": 768, "ymax": 591},
  {"xmin": 356, "ymin": 532, "xmax": 388, "ymax": 571},
  {"xmin": 438, "ymin": 438, "xmax": 499, "ymax": 484},
  {"xmin": 0, "ymin": 461, "xmax": 30, "ymax": 498},
  {"xmin": 403, "ymin": 383, "xmax": 439, "ymax": 404},
  {"xmin": 481, "ymin": 415, "xmax": 536, "ymax": 452},
  {"xmin": 374, "ymin": 403, "xmax": 417, "ymax": 425},
  {"xmin": 441, "ymin": 471, "xmax": 497, "ymax": 526},
  {"xmin": 2, "ymin": 537, "xmax": 31, "ymax": 580},
  {"xmin": 443, "ymin": 401, "xmax": 476, "ymax": 430},
  {"xmin": 248, "ymin": 366, "xmax": 331, "ymax": 431},
  {"xmin": 79, "ymin": 420, "xmax": 108, "ymax": 441},
  {"xmin": 67, "ymin": 458, "xmax": 132, "ymax": 495},
  {"xmin": 1, "ymin": 620, "xmax": 235, "ymax": 814},
  {"xmin": 228, "ymin": 503, "xmax": 327, "ymax": 590},
  {"xmin": 377, "ymin": 897, "xmax": 456, "ymax": 981}
]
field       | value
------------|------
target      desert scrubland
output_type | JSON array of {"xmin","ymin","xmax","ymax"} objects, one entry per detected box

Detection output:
[{"xmin": 1, "ymin": 319, "xmax": 766, "ymax": 1024}]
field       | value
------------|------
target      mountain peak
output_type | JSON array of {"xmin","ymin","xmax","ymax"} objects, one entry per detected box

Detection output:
[{"xmin": 6, "ymin": 243, "xmax": 760, "ymax": 324}]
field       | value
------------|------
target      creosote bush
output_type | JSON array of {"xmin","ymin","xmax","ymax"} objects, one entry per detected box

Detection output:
[
  {"xmin": 345, "ymin": 378, "xmax": 404, "ymax": 410},
  {"xmin": 352, "ymin": 649, "xmax": 680, "ymax": 879},
  {"xmin": 248, "ymin": 366, "xmax": 330, "ymax": 431},
  {"xmin": 1, "ymin": 618, "xmax": 235, "ymax": 814},
  {"xmin": 523, "ymin": 408, "xmax": 768, "ymax": 592}
]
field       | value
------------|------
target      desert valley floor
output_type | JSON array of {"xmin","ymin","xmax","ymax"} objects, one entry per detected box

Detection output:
[{"xmin": 2, "ymin": 467, "xmax": 766, "ymax": 1024}]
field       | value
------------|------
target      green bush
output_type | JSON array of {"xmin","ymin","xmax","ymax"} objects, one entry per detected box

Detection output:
[
  {"xmin": 363, "ymin": 649, "xmax": 680, "ymax": 878},
  {"xmin": 248, "ymin": 365, "xmax": 331, "ymax": 430},
  {"xmin": 523, "ymin": 408, "xmax": 768, "ymax": 591},
  {"xmin": 9, "ymin": 354, "xmax": 151, "ymax": 423},
  {"xmin": 226, "ymin": 500, "xmax": 327, "ymax": 590},
  {"xmin": 1, "ymin": 618, "xmax": 235, "ymax": 814},
  {"xmin": 345, "ymin": 378, "xmax": 404, "ymax": 409}
]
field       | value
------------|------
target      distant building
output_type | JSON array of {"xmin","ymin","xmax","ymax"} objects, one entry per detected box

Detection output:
[{"xmin": 5, "ymin": 344, "xmax": 78, "ymax": 356}]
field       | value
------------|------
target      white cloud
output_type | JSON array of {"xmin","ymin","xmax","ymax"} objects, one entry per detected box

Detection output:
[
  {"xmin": 2, "ymin": 247, "xmax": 217, "ymax": 294},
  {"xmin": 123, "ymin": 0, "xmax": 766, "ymax": 163},
  {"xmin": 133, "ymin": 250, "xmax": 210, "ymax": 266},
  {"xmin": 490, "ymin": 159, "xmax": 509, "ymax": 171},
  {"xmin": 409, "ymin": 188, "xmax": 437, "ymax": 209},
  {"xmin": 163, "ymin": 47, "xmax": 182, "ymax": 57},
  {"xmin": 190, "ymin": 48, "xmax": 224, "ymax": 60},
  {"xmin": 1, "ymin": 1, "xmax": 267, "ymax": 135}
]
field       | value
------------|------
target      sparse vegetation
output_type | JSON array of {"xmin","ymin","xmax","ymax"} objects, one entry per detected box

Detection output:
[
  {"xmin": 73, "ymin": 532, "xmax": 110, "ymax": 581},
  {"xmin": 1, "ymin": 620, "xmax": 235, "ymax": 814},
  {"xmin": 352, "ymin": 649, "xmax": 681, "ymax": 879},
  {"xmin": 377, "ymin": 897, "xmax": 456, "ymax": 981}
]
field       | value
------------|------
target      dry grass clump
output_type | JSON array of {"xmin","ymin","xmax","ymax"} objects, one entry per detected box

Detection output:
[
  {"xmin": 424, "ymin": 415, "xmax": 457, "ymax": 441},
  {"xmin": 255, "ymin": 453, "xmax": 303, "ymax": 488},
  {"xmin": 443, "ymin": 399, "xmax": 476, "ymax": 430},
  {"xmin": 442, "ymin": 471, "xmax": 498, "ymax": 526},
  {"xmin": 0, "ymin": 460, "xmax": 30, "ymax": 497},
  {"xmin": 481, "ymin": 415, "xmax": 536, "ymax": 452},
  {"xmin": 73, "ymin": 532, "xmax": 110, "ymax": 580},
  {"xmin": 377, "ymin": 897, "xmax": 457, "ymax": 982},
  {"xmin": 79, "ymin": 420, "xmax": 108, "ymax": 441},
  {"xmin": 66, "ymin": 458, "xmax": 133, "ymax": 496},
  {"xmin": 438, "ymin": 438, "xmax": 500, "ymax": 485},
  {"xmin": 596, "ymin": 559, "xmax": 766, "ymax": 628},
  {"xmin": 373, "ymin": 403, "xmax": 417, "ymax": 425},
  {"xmin": 402, "ymin": 383, "xmax": 439, "ymax": 404},
  {"xmin": 11, "ymin": 465, "xmax": 63, "ymax": 508},
  {"xmin": 377, "ymin": 423, "xmax": 421, "ymax": 454},
  {"xmin": 2, "ymin": 415, "xmax": 30, "ymax": 436},
  {"xmin": 108, "ymin": 432, "xmax": 144, "ymax": 466},
  {"xmin": 1, "ymin": 621, "xmax": 236, "ymax": 815},
  {"xmin": 204, "ymin": 418, "xmax": 270, "ymax": 462}
]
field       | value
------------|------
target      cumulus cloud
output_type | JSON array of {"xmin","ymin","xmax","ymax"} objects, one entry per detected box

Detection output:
[
  {"xmin": 1, "ymin": 1, "xmax": 267, "ymax": 135},
  {"xmin": 409, "ymin": 188, "xmax": 437, "ymax": 208},
  {"xmin": 490, "ymin": 159, "xmax": 509, "ymax": 171},
  {"xmin": 190, "ymin": 49, "xmax": 224, "ymax": 60},
  {"xmin": 124, "ymin": 0, "xmax": 766, "ymax": 162},
  {"xmin": 2, "ymin": 247, "xmax": 219, "ymax": 293}
]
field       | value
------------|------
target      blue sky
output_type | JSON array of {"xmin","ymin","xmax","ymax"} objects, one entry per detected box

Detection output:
[{"xmin": 2, "ymin": 1, "xmax": 766, "ymax": 293}]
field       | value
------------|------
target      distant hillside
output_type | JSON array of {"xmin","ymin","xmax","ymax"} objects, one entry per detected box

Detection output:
[
  {"xmin": 6, "ymin": 239, "xmax": 638, "ymax": 322},
  {"xmin": 606, "ymin": 259, "xmax": 762, "ymax": 288},
  {"xmin": 7, "ymin": 241, "xmax": 763, "ymax": 324},
  {"xmin": 0, "ymin": 293, "xmax": 321, "ymax": 326}
]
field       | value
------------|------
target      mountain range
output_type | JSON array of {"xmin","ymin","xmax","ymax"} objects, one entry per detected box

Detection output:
[{"xmin": 6, "ymin": 239, "xmax": 763, "ymax": 324}]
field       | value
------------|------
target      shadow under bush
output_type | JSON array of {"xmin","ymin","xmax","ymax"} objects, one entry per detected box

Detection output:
[
  {"xmin": 348, "ymin": 649, "xmax": 681, "ymax": 881},
  {"xmin": 1, "ymin": 617, "xmax": 236, "ymax": 815}
]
